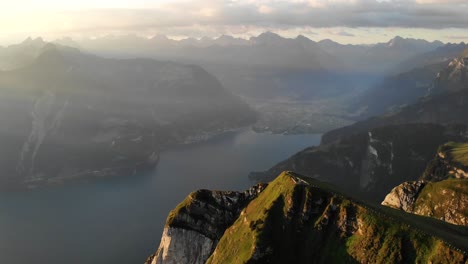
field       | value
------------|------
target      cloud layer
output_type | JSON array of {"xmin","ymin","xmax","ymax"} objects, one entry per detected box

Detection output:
[
  {"xmin": 1, "ymin": 0, "xmax": 468, "ymax": 43},
  {"xmin": 55, "ymin": 0, "xmax": 468, "ymax": 29}
]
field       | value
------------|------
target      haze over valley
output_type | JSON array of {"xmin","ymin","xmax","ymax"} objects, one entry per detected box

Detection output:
[{"xmin": 1, "ymin": 0, "xmax": 468, "ymax": 263}]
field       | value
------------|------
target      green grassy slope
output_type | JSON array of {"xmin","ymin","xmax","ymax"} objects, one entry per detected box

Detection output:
[
  {"xmin": 411, "ymin": 178, "xmax": 468, "ymax": 225},
  {"xmin": 207, "ymin": 172, "xmax": 468, "ymax": 264},
  {"xmin": 443, "ymin": 142, "xmax": 468, "ymax": 167}
]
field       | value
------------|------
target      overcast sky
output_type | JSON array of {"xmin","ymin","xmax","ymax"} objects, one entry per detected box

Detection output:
[{"xmin": 1, "ymin": 0, "xmax": 468, "ymax": 45}]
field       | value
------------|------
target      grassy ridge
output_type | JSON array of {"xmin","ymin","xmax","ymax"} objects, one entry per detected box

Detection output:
[
  {"xmin": 207, "ymin": 172, "xmax": 296, "ymax": 263},
  {"xmin": 411, "ymin": 178, "xmax": 468, "ymax": 226},
  {"xmin": 206, "ymin": 172, "xmax": 468, "ymax": 263},
  {"xmin": 299, "ymin": 172, "xmax": 468, "ymax": 253}
]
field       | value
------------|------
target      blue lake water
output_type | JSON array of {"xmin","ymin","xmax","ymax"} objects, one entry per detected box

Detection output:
[{"xmin": 0, "ymin": 129, "xmax": 321, "ymax": 264}]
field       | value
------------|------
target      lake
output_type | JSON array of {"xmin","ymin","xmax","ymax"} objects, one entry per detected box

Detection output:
[{"xmin": 0, "ymin": 129, "xmax": 321, "ymax": 264}]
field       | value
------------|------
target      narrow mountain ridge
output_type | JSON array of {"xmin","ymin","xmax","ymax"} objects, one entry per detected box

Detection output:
[{"xmin": 149, "ymin": 172, "xmax": 468, "ymax": 264}]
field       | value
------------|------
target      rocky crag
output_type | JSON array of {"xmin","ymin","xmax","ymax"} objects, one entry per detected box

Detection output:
[
  {"xmin": 382, "ymin": 142, "xmax": 468, "ymax": 226},
  {"xmin": 145, "ymin": 184, "xmax": 267, "ymax": 264}
]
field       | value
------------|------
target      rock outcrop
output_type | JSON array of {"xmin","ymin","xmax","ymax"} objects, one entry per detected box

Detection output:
[
  {"xmin": 151, "ymin": 228, "xmax": 214, "ymax": 264},
  {"xmin": 430, "ymin": 49, "xmax": 468, "ymax": 94},
  {"xmin": 382, "ymin": 181, "xmax": 426, "ymax": 211},
  {"xmin": 146, "ymin": 184, "xmax": 267, "ymax": 264},
  {"xmin": 382, "ymin": 178, "xmax": 468, "ymax": 226},
  {"xmin": 382, "ymin": 142, "xmax": 468, "ymax": 226}
]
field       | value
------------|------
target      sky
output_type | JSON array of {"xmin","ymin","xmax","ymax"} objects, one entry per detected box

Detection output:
[{"xmin": 1, "ymin": 0, "xmax": 468, "ymax": 45}]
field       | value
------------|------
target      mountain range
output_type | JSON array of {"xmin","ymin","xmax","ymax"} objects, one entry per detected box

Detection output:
[
  {"xmin": 2, "ymin": 34, "xmax": 464, "ymax": 134},
  {"xmin": 251, "ymin": 48, "xmax": 468, "ymax": 198},
  {"xmin": 52, "ymin": 33, "xmax": 444, "ymax": 74},
  {"xmin": 0, "ymin": 44, "xmax": 254, "ymax": 189},
  {"xmin": 2, "ymin": 34, "xmax": 468, "ymax": 263}
]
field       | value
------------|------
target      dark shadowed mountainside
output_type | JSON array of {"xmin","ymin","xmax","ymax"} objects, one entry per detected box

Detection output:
[{"xmin": 249, "ymin": 124, "xmax": 468, "ymax": 201}]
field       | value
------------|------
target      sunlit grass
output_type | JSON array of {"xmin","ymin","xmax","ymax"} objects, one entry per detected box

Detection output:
[
  {"xmin": 206, "ymin": 172, "xmax": 468, "ymax": 263},
  {"xmin": 444, "ymin": 142, "xmax": 468, "ymax": 167}
]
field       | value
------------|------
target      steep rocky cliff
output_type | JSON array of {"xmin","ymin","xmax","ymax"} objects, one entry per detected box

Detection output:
[
  {"xmin": 250, "ymin": 123, "xmax": 468, "ymax": 201},
  {"xmin": 382, "ymin": 142, "xmax": 468, "ymax": 226},
  {"xmin": 146, "ymin": 184, "xmax": 267, "ymax": 264},
  {"xmin": 381, "ymin": 181, "xmax": 426, "ymax": 212},
  {"xmin": 148, "ymin": 172, "xmax": 468, "ymax": 264},
  {"xmin": 430, "ymin": 49, "xmax": 468, "ymax": 95},
  {"xmin": 383, "ymin": 178, "xmax": 467, "ymax": 226}
]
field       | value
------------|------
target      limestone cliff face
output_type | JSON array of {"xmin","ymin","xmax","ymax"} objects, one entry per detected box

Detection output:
[
  {"xmin": 146, "ymin": 184, "xmax": 267, "ymax": 264},
  {"xmin": 150, "ymin": 228, "xmax": 213, "ymax": 264},
  {"xmin": 381, "ymin": 181, "xmax": 426, "ymax": 211},
  {"xmin": 430, "ymin": 50, "xmax": 468, "ymax": 95},
  {"xmin": 382, "ymin": 179, "xmax": 468, "ymax": 226},
  {"xmin": 382, "ymin": 143, "xmax": 468, "ymax": 226}
]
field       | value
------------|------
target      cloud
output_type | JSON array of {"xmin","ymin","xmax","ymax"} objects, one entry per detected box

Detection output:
[
  {"xmin": 445, "ymin": 35, "xmax": 468, "ymax": 40},
  {"xmin": 414, "ymin": 0, "xmax": 466, "ymax": 3},
  {"xmin": 335, "ymin": 30, "xmax": 355, "ymax": 37},
  {"xmin": 1, "ymin": 0, "xmax": 468, "ymax": 38},
  {"xmin": 70, "ymin": 1, "xmax": 468, "ymax": 29}
]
